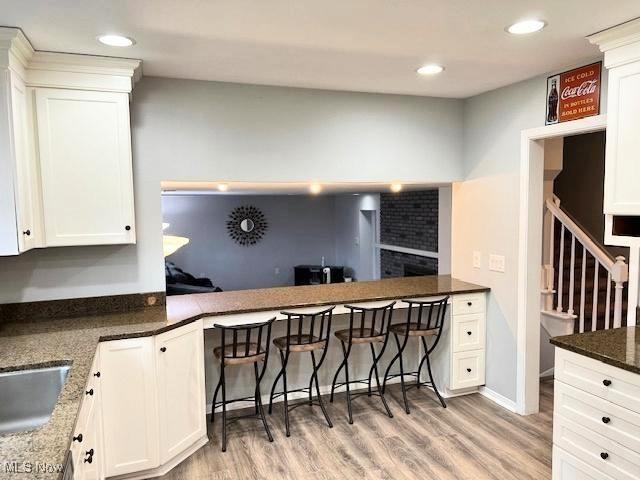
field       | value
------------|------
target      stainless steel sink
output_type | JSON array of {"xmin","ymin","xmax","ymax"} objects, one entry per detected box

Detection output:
[{"xmin": 0, "ymin": 365, "xmax": 70, "ymax": 434}]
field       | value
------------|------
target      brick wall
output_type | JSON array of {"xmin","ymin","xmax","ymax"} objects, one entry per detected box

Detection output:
[
  {"xmin": 379, "ymin": 190, "xmax": 438, "ymax": 278},
  {"xmin": 380, "ymin": 250, "xmax": 438, "ymax": 278},
  {"xmin": 380, "ymin": 190, "xmax": 438, "ymax": 251}
]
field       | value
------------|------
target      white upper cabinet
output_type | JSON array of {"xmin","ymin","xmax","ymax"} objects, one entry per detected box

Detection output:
[
  {"xmin": 0, "ymin": 31, "xmax": 42, "ymax": 255},
  {"xmin": 589, "ymin": 19, "xmax": 640, "ymax": 215},
  {"xmin": 35, "ymin": 88, "xmax": 135, "ymax": 246},
  {"xmin": 603, "ymin": 61, "xmax": 640, "ymax": 215},
  {"xmin": 0, "ymin": 27, "xmax": 140, "ymax": 255}
]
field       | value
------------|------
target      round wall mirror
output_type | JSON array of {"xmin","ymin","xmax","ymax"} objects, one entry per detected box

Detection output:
[
  {"xmin": 240, "ymin": 218, "xmax": 255, "ymax": 232},
  {"xmin": 227, "ymin": 205, "xmax": 268, "ymax": 246}
]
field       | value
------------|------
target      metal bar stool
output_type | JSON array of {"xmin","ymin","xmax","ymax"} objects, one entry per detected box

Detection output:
[
  {"xmin": 329, "ymin": 302, "xmax": 395, "ymax": 424},
  {"xmin": 211, "ymin": 318, "xmax": 275, "ymax": 452},
  {"xmin": 268, "ymin": 305, "xmax": 335, "ymax": 437},
  {"xmin": 382, "ymin": 296, "xmax": 449, "ymax": 413}
]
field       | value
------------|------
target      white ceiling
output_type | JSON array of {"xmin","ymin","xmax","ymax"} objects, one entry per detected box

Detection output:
[{"xmin": 2, "ymin": 1, "xmax": 639, "ymax": 98}]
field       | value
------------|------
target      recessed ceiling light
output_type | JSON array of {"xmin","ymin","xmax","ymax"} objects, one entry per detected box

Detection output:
[
  {"xmin": 309, "ymin": 183, "xmax": 322, "ymax": 195},
  {"xmin": 97, "ymin": 34, "xmax": 135, "ymax": 47},
  {"xmin": 217, "ymin": 183, "xmax": 229, "ymax": 192},
  {"xmin": 417, "ymin": 64, "xmax": 444, "ymax": 76},
  {"xmin": 390, "ymin": 183, "xmax": 403, "ymax": 193},
  {"xmin": 506, "ymin": 19, "xmax": 547, "ymax": 35}
]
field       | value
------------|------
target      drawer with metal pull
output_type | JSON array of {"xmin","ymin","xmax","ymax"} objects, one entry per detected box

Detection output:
[
  {"xmin": 451, "ymin": 313, "xmax": 485, "ymax": 353},
  {"xmin": 450, "ymin": 350, "xmax": 485, "ymax": 390},
  {"xmin": 553, "ymin": 414, "xmax": 640, "ymax": 480},
  {"xmin": 555, "ymin": 381, "xmax": 640, "ymax": 453},
  {"xmin": 555, "ymin": 348, "xmax": 640, "ymax": 414},
  {"xmin": 451, "ymin": 294, "xmax": 485, "ymax": 316},
  {"xmin": 552, "ymin": 446, "xmax": 615, "ymax": 480}
]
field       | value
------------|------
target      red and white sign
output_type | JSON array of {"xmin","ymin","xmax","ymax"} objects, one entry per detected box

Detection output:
[{"xmin": 546, "ymin": 62, "xmax": 601, "ymax": 125}]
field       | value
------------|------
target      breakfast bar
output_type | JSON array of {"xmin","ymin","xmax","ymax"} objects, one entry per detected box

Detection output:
[{"xmin": 0, "ymin": 275, "xmax": 488, "ymax": 479}]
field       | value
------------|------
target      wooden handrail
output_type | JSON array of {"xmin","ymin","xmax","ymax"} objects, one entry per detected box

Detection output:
[{"xmin": 545, "ymin": 198, "xmax": 626, "ymax": 281}]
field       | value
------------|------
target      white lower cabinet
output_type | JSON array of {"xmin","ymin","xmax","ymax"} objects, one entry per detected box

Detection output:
[
  {"xmin": 91, "ymin": 319, "xmax": 206, "ymax": 479},
  {"xmin": 71, "ymin": 350, "xmax": 103, "ymax": 480},
  {"xmin": 156, "ymin": 321, "xmax": 206, "ymax": 464},
  {"xmin": 552, "ymin": 348, "xmax": 640, "ymax": 480},
  {"xmin": 448, "ymin": 293, "xmax": 486, "ymax": 391},
  {"xmin": 99, "ymin": 337, "xmax": 160, "ymax": 477}
]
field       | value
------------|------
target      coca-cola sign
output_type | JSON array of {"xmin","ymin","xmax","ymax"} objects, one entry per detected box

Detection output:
[{"xmin": 546, "ymin": 62, "xmax": 601, "ymax": 125}]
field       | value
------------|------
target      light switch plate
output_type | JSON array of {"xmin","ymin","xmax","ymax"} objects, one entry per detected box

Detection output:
[
  {"xmin": 473, "ymin": 251, "xmax": 481, "ymax": 269},
  {"xmin": 489, "ymin": 254, "xmax": 505, "ymax": 273}
]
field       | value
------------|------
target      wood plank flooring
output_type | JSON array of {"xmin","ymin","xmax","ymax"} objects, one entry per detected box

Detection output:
[{"xmin": 161, "ymin": 379, "xmax": 554, "ymax": 480}]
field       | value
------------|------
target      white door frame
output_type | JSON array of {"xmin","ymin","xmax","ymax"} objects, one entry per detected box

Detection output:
[{"xmin": 516, "ymin": 114, "xmax": 607, "ymax": 415}]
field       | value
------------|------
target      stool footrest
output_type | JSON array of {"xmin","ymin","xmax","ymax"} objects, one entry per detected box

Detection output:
[
  {"xmin": 270, "ymin": 386, "xmax": 312, "ymax": 399},
  {"xmin": 287, "ymin": 400, "xmax": 322, "ymax": 412},
  {"xmin": 212, "ymin": 395, "xmax": 257, "ymax": 412}
]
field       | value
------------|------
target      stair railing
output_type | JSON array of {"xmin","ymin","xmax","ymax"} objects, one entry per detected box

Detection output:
[{"xmin": 542, "ymin": 196, "xmax": 628, "ymax": 331}]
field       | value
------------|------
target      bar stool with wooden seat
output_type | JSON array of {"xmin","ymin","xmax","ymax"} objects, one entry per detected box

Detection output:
[
  {"xmin": 382, "ymin": 296, "xmax": 449, "ymax": 413},
  {"xmin": 211, "ymin": 318, "xmax": 275, "ymax": 452},
  {"xmin": 329, "ymin": 302, "xmax": 395, "ymax": 424},
  {"xmin": 268, "ymin": 305, "xmax": 335, "ymax": 437}
]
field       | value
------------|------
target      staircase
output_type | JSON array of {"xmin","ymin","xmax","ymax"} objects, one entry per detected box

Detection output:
[{"xmin": 541, "ymin": 196, "xmax": 629, "ymax": 335}]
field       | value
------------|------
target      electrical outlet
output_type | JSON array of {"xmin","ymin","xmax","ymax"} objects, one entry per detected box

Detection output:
[
  {"xmin": 473, "ymin": 251, "xmax": 481, "ymax": 269},
  {"xmin": 489, "ymin": 254, "xmax": 506, "ymax": 273},
  {"xmin": 274, "ymin": 267, "xmax": 280, "ymax": 275}
]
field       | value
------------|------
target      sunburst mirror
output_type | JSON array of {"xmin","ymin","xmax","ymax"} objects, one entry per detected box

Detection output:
[{"xmin": 226, "ymin": 205, "xmax": 268, "ymax": 246}]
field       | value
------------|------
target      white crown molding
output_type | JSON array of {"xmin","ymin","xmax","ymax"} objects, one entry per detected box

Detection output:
[
  {"xmin": 588, "ymin": 17, "xmax": 640, "ymax": 51},
  {"xmin": 0, "ymin": 28, "xmax": 35, "ymax": 76},
  {"xmin": 0, "ymin": 26, "xmax": 142, "ymax": 92},
  {"xmin": 29, "ymin": 51, "xmax": 141, "ymax": 80}
]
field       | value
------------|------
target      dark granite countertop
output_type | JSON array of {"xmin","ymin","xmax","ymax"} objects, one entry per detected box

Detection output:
[
  {"xmin": 0, "ymin": 307, "xmax": 192, "ymax": 480},
  {"xmin": 551, "ymin": 326, "xmax": 640, "ymax": 375},
  {"xmin": 0, "ymin": 275, "xmax": 488, "ymax": 479},
  {"xmin": 178, "ymin": 274, "xmax": 490, "ymax": 317}
]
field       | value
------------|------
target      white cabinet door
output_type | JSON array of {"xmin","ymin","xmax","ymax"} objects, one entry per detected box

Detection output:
[
  {"xmin": 10, "ymin": 74, "xmax": 40, "ymax": 252},
  {"xmin": 34, "ymin": 88, "xmax": 135, "ymax": 246},
  {"xmin": 78, "ymin": 390, "xmax": 104, "ymax": 480},
  {"xmin": 156, "ymin": 320, "xmax": 207, "ymax": 464},
  {"xmin": 604, "ymin": 62, "xmax": 640, "ymax": 215},
  {"xmin": 99, "ymin": 338, "xmax": 159, "ymax": 477}
]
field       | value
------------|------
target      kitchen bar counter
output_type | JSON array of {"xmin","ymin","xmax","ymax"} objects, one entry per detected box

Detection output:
[
  {"xmin": 0, "ymin": 275, "xmax": 488, "ymax": 479},
  {"xmin": 551, "ymin": 326, "xmax": 640, "ymax": 375}
]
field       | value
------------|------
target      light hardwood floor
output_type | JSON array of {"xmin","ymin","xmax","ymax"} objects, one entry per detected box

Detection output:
[{"xmin": 162, "ymin": 380, "xmax": 554, "ymax": 480}]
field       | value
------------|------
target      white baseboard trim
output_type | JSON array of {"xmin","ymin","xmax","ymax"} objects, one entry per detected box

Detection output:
[
  {"xmin": 539, "ymin": 367, "xmax": 554, "ymax": 378},
  {"xmin": 478, "ymin": 386, "xmax": 518, "ymax": 413}
]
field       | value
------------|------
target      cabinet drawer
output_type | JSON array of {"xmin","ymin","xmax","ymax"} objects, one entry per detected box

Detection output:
[
  {"xmin": 451, "ymin": 313, "xmax": 485, "ymax": 353},
  {"xmin": 450, "ymin": 350, "xmax": 485, "ymax": 390},
  {"xmin": 555, "ymin": 381, "xmax": 640, "ymax": 453},
  {"xmin": 452, "ymin": 294, "xmax": 485, "ymax": 316},
  {"xmin": 554, "ymin": 415, "xmax": 640, "ymax": 480},
  {"xmin": 552, "ymin": 446, "xmax": 615, "ymax": 480},
  {"xmin": 555, "ymin": 348, "xmax": 640, "ymax": 414}
]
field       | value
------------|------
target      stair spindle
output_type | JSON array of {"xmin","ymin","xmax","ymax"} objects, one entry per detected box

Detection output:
[
  {"xmin": 605, "ymin": 272, "xmax": 612, "ymax": 330},
  {"xmin": 568, "ymin": 234, "xmax": 576, "ymax": 316},
  {"xmin": 592, "ymin": 261, "xmax": 599, "ymax": 331},
  {"xmin": 556, "ymin": 225, "xmax": 565, "ymax": 313},
  {"xmin": 579, "ymin": 248, "xmax": 586, "ymax": 333}
]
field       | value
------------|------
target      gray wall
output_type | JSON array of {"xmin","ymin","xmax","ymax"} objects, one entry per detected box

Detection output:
[
  {"xmin": 163, "ymin": 194, "xmax": 339, "ymax": 291},
  {"xmin": 453, "ymin": 57, "xmax": 607, "ymax": 402},
  {"xmin": 0, "ymin": 77, "xmax": 464, "ymax": 303}
]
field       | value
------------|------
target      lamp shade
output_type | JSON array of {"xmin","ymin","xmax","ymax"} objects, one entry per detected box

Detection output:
[{"xmin": 163, "ymin": 235, "xmax": 189, "ymax": 257}]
